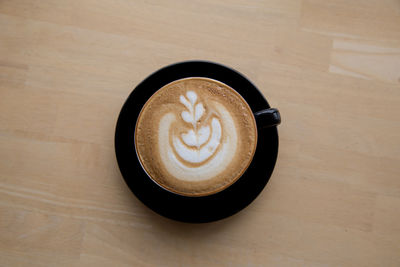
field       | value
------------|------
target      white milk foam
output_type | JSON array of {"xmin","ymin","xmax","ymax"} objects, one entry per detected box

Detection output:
[{"xmin": 158, "ymin": 92, "xmax": 237, "ymax": 181}]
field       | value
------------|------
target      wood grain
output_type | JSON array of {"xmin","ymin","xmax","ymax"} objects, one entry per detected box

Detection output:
[{"xmin": 1, "ymin": 0, "xmax": 400, "ymax": 266}]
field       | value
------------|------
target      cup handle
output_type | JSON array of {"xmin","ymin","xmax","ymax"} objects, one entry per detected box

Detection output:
[{"xmin": 254, "ymin": 108, "xmax": 281, "ymax": 128}]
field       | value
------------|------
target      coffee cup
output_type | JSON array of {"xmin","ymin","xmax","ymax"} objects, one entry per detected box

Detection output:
[{"xmin": 115, "ymin": 61, "xmax": 280, "ymax": 222}]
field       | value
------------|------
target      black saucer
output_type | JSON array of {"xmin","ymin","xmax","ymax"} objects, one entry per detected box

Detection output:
[{"xmin": 115, "ymin": 61, "xmax": 279, "ymax": 223}]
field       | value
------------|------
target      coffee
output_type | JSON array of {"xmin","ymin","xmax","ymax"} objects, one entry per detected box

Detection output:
[{"xmin": 135, "ymin": 77, "xmax": 257, "ymax": 196}]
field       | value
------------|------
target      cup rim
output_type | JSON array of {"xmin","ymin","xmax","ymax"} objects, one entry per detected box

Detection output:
[{"xmin": 115, "ymin": 60, "xmax": 279, "ymax": 223}]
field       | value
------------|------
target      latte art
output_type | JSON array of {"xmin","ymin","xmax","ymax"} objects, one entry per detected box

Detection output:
[
  {"xmin": 159, "ymin": 91, "xmax": 238, "ymax": 182},
  {"xmin": 135, "ymin": 78, "xmax": 257, "ymax": 196},
  {"xmin": 173, "ymin": 91, "xmax": 222, "ymax": 164}
]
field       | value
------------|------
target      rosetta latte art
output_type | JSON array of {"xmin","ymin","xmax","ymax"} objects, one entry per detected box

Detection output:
[
  {"xmin": 173, "ymin": 91, "xmax": 221, "ymax": 163},
  {"xmin": 158, "ymin": 91, "xmax": 238, "ymax": 182}
]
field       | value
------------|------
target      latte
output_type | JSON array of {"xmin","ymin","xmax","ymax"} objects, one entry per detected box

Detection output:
[{"xmin": 135, "ymin": 77, "xmax": 257, "ymax": 196}]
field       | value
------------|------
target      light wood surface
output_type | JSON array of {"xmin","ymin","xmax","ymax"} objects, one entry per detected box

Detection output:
[{"xmin": 1, "ymin": 0, "xmax": 400, "ymax": 266}]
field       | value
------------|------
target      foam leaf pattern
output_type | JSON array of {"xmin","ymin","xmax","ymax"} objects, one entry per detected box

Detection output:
[
  {"xmin": 178, "ymin": 91, "xmax": 220, "ymax": 150},
  {"xmin": 179, "ymin": 91, "xmax": 204, "ymax": 125},
  {"xmin": 180, "ymin": 95, "xmax": 192, "ymax": 112},
  {"xmin": 173, "ymin": 118, "xmax": 221, "ymax": 163},
  {"xmin": 194, "ymin": 103, "xmax": 205, "ymax": 122},
  {"xmin": 181, "ymin": 111, "xmax": 192, "ymax": 123},
  {"xmin": 181, "ymin": 126, "xmax": 210, "ymax": 147},
  {"xmin": 186, "ymin": 91, "xmax": 197, "ymax": 105}
]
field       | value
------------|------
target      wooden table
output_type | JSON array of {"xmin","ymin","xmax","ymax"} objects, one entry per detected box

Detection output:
[{"xmin": 1, "ymin": 1, "xmax": 399, "ymax": 266}]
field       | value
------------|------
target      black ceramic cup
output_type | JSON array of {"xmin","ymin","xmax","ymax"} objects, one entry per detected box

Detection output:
[{"xmin": 115, "ymin": 61, "xmax": 281, "ymax": 223}]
